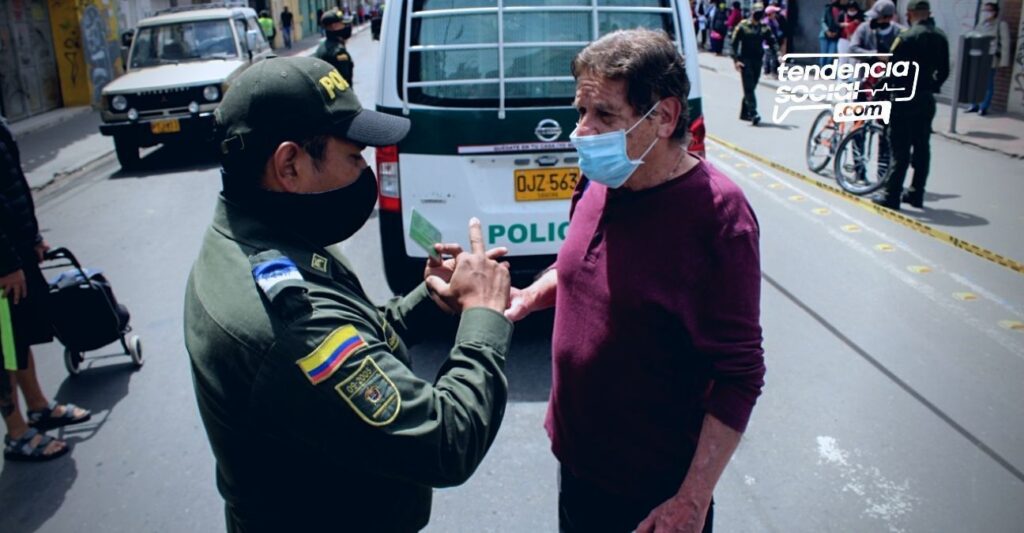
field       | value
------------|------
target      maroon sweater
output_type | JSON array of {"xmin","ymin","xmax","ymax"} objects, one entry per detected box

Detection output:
[{"xmin": 546, "ymin": 159, "xmax": 765, "ymax": 500}]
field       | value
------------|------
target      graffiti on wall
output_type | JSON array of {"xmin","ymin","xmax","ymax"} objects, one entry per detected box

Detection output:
[
  {"xmin": 80, "ymin": 4, "xmax": 114, "ymax": 103},
  {"xmin": 1010, "ymin": 14, "xmax": 1024, "ymax": 114}
]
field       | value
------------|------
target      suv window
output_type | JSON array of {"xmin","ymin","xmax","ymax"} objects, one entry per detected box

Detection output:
[
  {"xmin": 406, "ymin": 0, "xmax": 678, "ymax": 107},
  {"xmin": 131, "ymin": 19, "xmax": 239, "ymax": 68}
]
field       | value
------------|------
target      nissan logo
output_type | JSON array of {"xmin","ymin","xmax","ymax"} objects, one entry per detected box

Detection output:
[{"xmin": 534, "ymin": 119, "xmax": 562, "ymax": 142}]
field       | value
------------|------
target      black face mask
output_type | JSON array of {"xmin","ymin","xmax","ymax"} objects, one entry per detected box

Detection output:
[
  {"xmin": 228, "ymin": 167, "xmax": 379, "ymax": 247},
  {"xmin": 870, "ymin": 19, "xmax": 891, "ymax": 29},
  {"xmin": 327, "ymin": 26, "xmax": 352, "ymax": 41},
  {"xmin": 753, "ymin": 11, "xmax": 765, "ymax": 21}
]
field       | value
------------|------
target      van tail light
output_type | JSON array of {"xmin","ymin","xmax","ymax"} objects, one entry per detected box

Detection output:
[
  {"xmin": 376, "ymin": 145, "xmax": 401, "ymax": 213},
  {"xmin": 688, "ymin": 115, "xmax": 706, "ymax": 158}
]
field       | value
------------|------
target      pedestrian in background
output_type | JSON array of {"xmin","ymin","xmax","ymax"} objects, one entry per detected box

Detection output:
[
  {"xmin": 185, "ymin": 56, "xmax": 515, "ymax": 532},
  {"xmin": 819, "ymin": 0, "xmax": 848, "ymax": 65},
  {"xmin": 1, "ymin": 116, "xmax": 92, "ymax": 463},
  {"xmin": 837, "ymin": 1, "xmax": 864, "ymax": 66},
  {"xmin": 732, "ymin": 3, "xmax": 777, "ymax": 125},
  {"xmin": 315, "ymin": 9, "xmax": 355, "ymax": 85},
  {"xmin": 279, "ymin": 6, "xmax": 294, "ymax": 49},
  {"xmin": 873, "ymin": 0, "xmax": 949, "ymax": 210},
  {"xmin": 316, "ymin": 8, "xmax": 325, "ymax": 36},
  {"xmin": 709, "ymin": 2, "xmax": 728, "ymax": 55},
  {"xmin": 506, "ymin": 28, "xmax": 765, "ymax": 533},
  {"xmin": 257, "ymin": 10, "xmax": 275, "ymax": 48},
  {"xmin": 966, "ymin": 2, "xmax": 1012, "ymax": 116},
  {"xmin": 762, "ymin": 5, "xmax": 787, "ymax": 77}
]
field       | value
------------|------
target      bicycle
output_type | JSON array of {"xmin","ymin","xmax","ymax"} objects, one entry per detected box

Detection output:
[
  {"xmin": 832, "ymin": 119, "xmax": 892, "ymax": 195},
  {"xmin": 805, "ymin": 109, "xmax": 846, "ymax": 174}
]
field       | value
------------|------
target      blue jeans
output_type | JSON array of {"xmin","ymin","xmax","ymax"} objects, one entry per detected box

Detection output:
[
  {"xmin": 819, "ymin": 37, "xmax": 838, "ymax": 65},
  {"xmin": 978, "ymin": 69, "xmax": 996, "ymax": 111},
  {"xmin": 282, "ymin": 27, "xmax": 293, "ymax": 48}
]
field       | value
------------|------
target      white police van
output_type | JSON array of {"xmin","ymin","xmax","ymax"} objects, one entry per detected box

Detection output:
[{"xmin": 375, "ymin": 0, "xmax": 704, "ymax": 293}]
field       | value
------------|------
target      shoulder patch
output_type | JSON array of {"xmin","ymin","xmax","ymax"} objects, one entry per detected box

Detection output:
[
  {"xmin": 252, "ymin": 257, "xmax": 303, "ymax": 296},
  {"xmin": 335, "ymin": 358, "xmax": 400, "ymax": 427},
  {"xmin": 296, "ymin": 325, "xmax": 367, "ymax": 385}
]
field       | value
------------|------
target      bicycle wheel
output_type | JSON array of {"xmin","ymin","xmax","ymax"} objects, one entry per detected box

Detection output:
[
  {"xmin": 833, "ymin": 125, "xmax": 892, "ymax": 195},
  {"xmin": 806, "ymin": 110, "xmax": 839, "ymax": 174}
]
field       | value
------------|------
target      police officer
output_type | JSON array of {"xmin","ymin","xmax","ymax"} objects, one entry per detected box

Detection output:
[
  {"xmin": 184, "ymin": 57, "xmax": 514, "ymax": 532},
  {"xmin": 315, "ymin": 9, "xmax": 354, "ymax": 85},
  {"xmin": 731, "ymin": 3, "xmax": 777, "ymax": 125},
  {"xmin": 872, "ymin": 0, "xmax": 948, "ymax": 210}
]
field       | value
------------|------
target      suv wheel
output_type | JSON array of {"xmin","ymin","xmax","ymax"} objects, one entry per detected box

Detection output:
[{"xmin": 114, "ymin": 136, "xmax": 140, "ymax": 170}]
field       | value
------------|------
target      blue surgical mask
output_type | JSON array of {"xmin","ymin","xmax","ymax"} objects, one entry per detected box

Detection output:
[{"xmin": 570, "ymin": 101, "xmax": 661, "ymax": 189}]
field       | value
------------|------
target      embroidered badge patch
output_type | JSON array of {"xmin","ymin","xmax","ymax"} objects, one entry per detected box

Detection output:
[
  {"xmin": 252, "ymin": 257, "xmax": 303, "ymax": 295},
  {"xmin": 296, "ymin": 325, "xmax": 367, "ymax": 385},
  {"xmin": 311, "ymin": 253, "xmax": 329, "ymax": 273},
  {"xmin": 335, "ymin": 358, "xmax": 400, "ymax": 426},
  {"xmin": 381, "ymin": 317, "xmax": 399, "ymax": 351}
]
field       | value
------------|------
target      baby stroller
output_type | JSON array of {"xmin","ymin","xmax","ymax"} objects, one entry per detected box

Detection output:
[{"xmin": 42, "ymin": 247, "xmax": 143, "ymax": 375}]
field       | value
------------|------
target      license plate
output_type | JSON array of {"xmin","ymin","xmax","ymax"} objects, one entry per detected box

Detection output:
[
  {"xmin": 150, "ymin": 118, "xmax": 181, "ymax": 134},
  {"xmin": 514, "ymin": 167, "xmax": 579, "ymax": 202}
]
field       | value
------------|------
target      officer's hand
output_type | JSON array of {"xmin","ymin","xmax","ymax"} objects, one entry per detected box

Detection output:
[
  {"xmin": 425, "ymin": 243, "xmax": 508, "ymax": 314},
  {"xmin": 0, "ymin": 269, "xmax": 28, "ymax": 305},
  {"xmin": 426, "ymin": 218, "xmax": 510, "ymax": 314},
  {"xmin": 734, "ymin": 61, "xmax": 744, "ymax": 71}
]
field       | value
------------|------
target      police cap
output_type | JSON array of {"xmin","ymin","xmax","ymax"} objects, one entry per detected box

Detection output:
[
  {"xmin": 320, "ymin": 9, "xmax": 344, "ymax": 26},
  {"xmin": 216, "ymin": 57, "xmax": 410, "ymax": 161},
  {"xmin": 909, "ymin": 1, "xmax": 930, "ymax": 11}
]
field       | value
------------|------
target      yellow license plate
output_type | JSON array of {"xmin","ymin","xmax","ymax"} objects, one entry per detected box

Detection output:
[
  {"xmin": 514, "ymin": 167, "xmax": 579, "ymax": 202},
  {"xmin": 150, "ymin": 118, "xmax": 181, "ymax": 134}
]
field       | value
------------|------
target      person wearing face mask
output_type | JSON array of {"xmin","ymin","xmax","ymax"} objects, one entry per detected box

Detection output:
[
  {"xmin": 872, "ymin": 0, "xmax": 949, "ymax": 210},
  {"xmin": 731, "ymin": 3, "xmax": 778, "ymax": 125},
  {"xmin": 849, "ymin": 0, "xmax": 902, "ymax": 58},
  {"xmin": 505, "ymin": 29, "xmax": 765, "ymax": 533},
  {"xmin": 314, "ymin": 9, "xmax": 355, "ymax": 85},
  {"xmin": 184, "ymin": 57, "xmax": 514, "ymax": 532},
  {"xmin": 967, "ymin": 2, "xmax": 1012, "ymax": 116}
]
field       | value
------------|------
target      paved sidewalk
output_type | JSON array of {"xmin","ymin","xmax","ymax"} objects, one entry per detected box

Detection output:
[
  {"xmin": 7, "ymin": 22, "xmax": 372, "ymax": 191},
  {"xmin": 698, "ymin": 50, "xmax": 1024, "ymax": 159}
]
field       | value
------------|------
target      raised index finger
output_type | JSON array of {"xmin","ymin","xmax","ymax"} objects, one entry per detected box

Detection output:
[{"xmin": 468, "ymin": 217, "xmax": 485, "ymax": 255}]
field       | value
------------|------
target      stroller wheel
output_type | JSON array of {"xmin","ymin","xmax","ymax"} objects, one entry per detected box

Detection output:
[
  {"xmin": 128, "ymin": 335, "xmax": 144, "ymax": 368},
  {"xmin": 64, "ymin": 349, "xmax": 83, "ymax": 376}
]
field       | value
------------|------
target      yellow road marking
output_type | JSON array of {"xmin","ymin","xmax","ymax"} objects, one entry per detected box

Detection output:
[
  {"xmin": 708, "ymin": 135, "xmax": 1024, "ymax": 277},
  {"xmin": 875, "ymin": 244, "xmax": 895, "ymax": 252},
  {"xmin": 907, "ymin": 265, "xmax": 933, "ymax": 274},
  {"xmin": 998, "ymin": 320, "xmax": 1024, "ymax": 331},
  {"xmin": 952, "ymin": 292, "xmax": 979, "ymax": 301},
  {"xmin": 842, "ymin": 224, "xmax": 861, "ymax": 233}
]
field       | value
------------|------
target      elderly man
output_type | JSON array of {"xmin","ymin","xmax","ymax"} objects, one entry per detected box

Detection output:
[
  {"xmin": 184, "ymin": 57, "xmax": 514, "ymax": 532},
  {"xmin": 506, "ymin": 29, "xmax": 766, "ymax": 533}
]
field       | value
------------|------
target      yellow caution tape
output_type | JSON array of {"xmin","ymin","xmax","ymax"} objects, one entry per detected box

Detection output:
[{"xmin": 708, "ymin": 134, "xmax": 1024, "ymax": 277}]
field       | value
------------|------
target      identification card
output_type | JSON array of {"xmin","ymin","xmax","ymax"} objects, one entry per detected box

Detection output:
[{"xmin": 409, "ymin": 209, "xmax": 442, "ymax": 259}]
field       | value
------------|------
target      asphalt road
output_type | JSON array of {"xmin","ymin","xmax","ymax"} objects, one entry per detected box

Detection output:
[{"xmin": 1, "ymin": 29, "xmax": 1022, "ymax": 533}]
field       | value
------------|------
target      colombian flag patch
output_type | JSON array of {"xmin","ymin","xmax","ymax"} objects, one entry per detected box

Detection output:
[{"xmin": 296, "ymin": 325, "xmax": 366, "ymax": 385}]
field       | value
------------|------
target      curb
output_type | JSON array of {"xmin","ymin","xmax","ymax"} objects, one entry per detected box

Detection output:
[
  {"xmin": 10, "ymin": 107, "xmax": 92, "ymax": 138},
  {"xmin": 934, "ymin": 130, "xmax": 1024, "ymax": 160},
  {"xmin": 32, "ymin": 149, "xmax": 117, "ymax": 195}
]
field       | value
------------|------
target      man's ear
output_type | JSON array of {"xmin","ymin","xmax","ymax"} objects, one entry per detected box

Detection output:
[
  {"xmin": 657, "ymin": 97, "xmax": 683, "ymax": 139},
  {"xmin": 266, "ymin": 141, "xmax": 304, "ymax": 192}
]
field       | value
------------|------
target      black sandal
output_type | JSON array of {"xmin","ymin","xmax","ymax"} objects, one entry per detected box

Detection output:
[
  {"xmin": 27, "ymin": 401, "xmax": 92, "ymax": 431},
  {"xmin": 4, "ymin": 428, "xmax": 69, "ymax": 462}
]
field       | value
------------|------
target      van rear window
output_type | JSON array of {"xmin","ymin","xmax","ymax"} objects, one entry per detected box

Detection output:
[{"xmin": 405, "ymin": 0, "xmax": 678, "ymax": 107}]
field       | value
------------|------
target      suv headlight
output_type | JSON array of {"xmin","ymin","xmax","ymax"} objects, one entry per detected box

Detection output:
[
  {"xmin": 203, "ymin": 85, "xmax": 220, "ymax": 102},
  {"xmin": 111, "ymin": 95, "xmax": 128, "ymax": 111}
]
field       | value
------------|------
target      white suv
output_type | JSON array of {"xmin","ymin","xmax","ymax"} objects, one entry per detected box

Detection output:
[{"xmin": 99, "ymin": 3, "xmax": 272, "ymax": 169}]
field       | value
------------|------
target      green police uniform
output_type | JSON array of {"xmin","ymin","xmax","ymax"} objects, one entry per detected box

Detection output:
[
  {"xmin": 184, "ymin": 57, "xmax": 513, "ymax": 532},
  {"xmin": 731, "ymin": 13, "xmax": 777, "ymax": 123},
  {"xmin": 315, "ymin": 9, "xmax": 354, "ymax": 84},
  {"xmin": 876, "ymin": 2, "xmax": 949, "ymax": 208}
]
